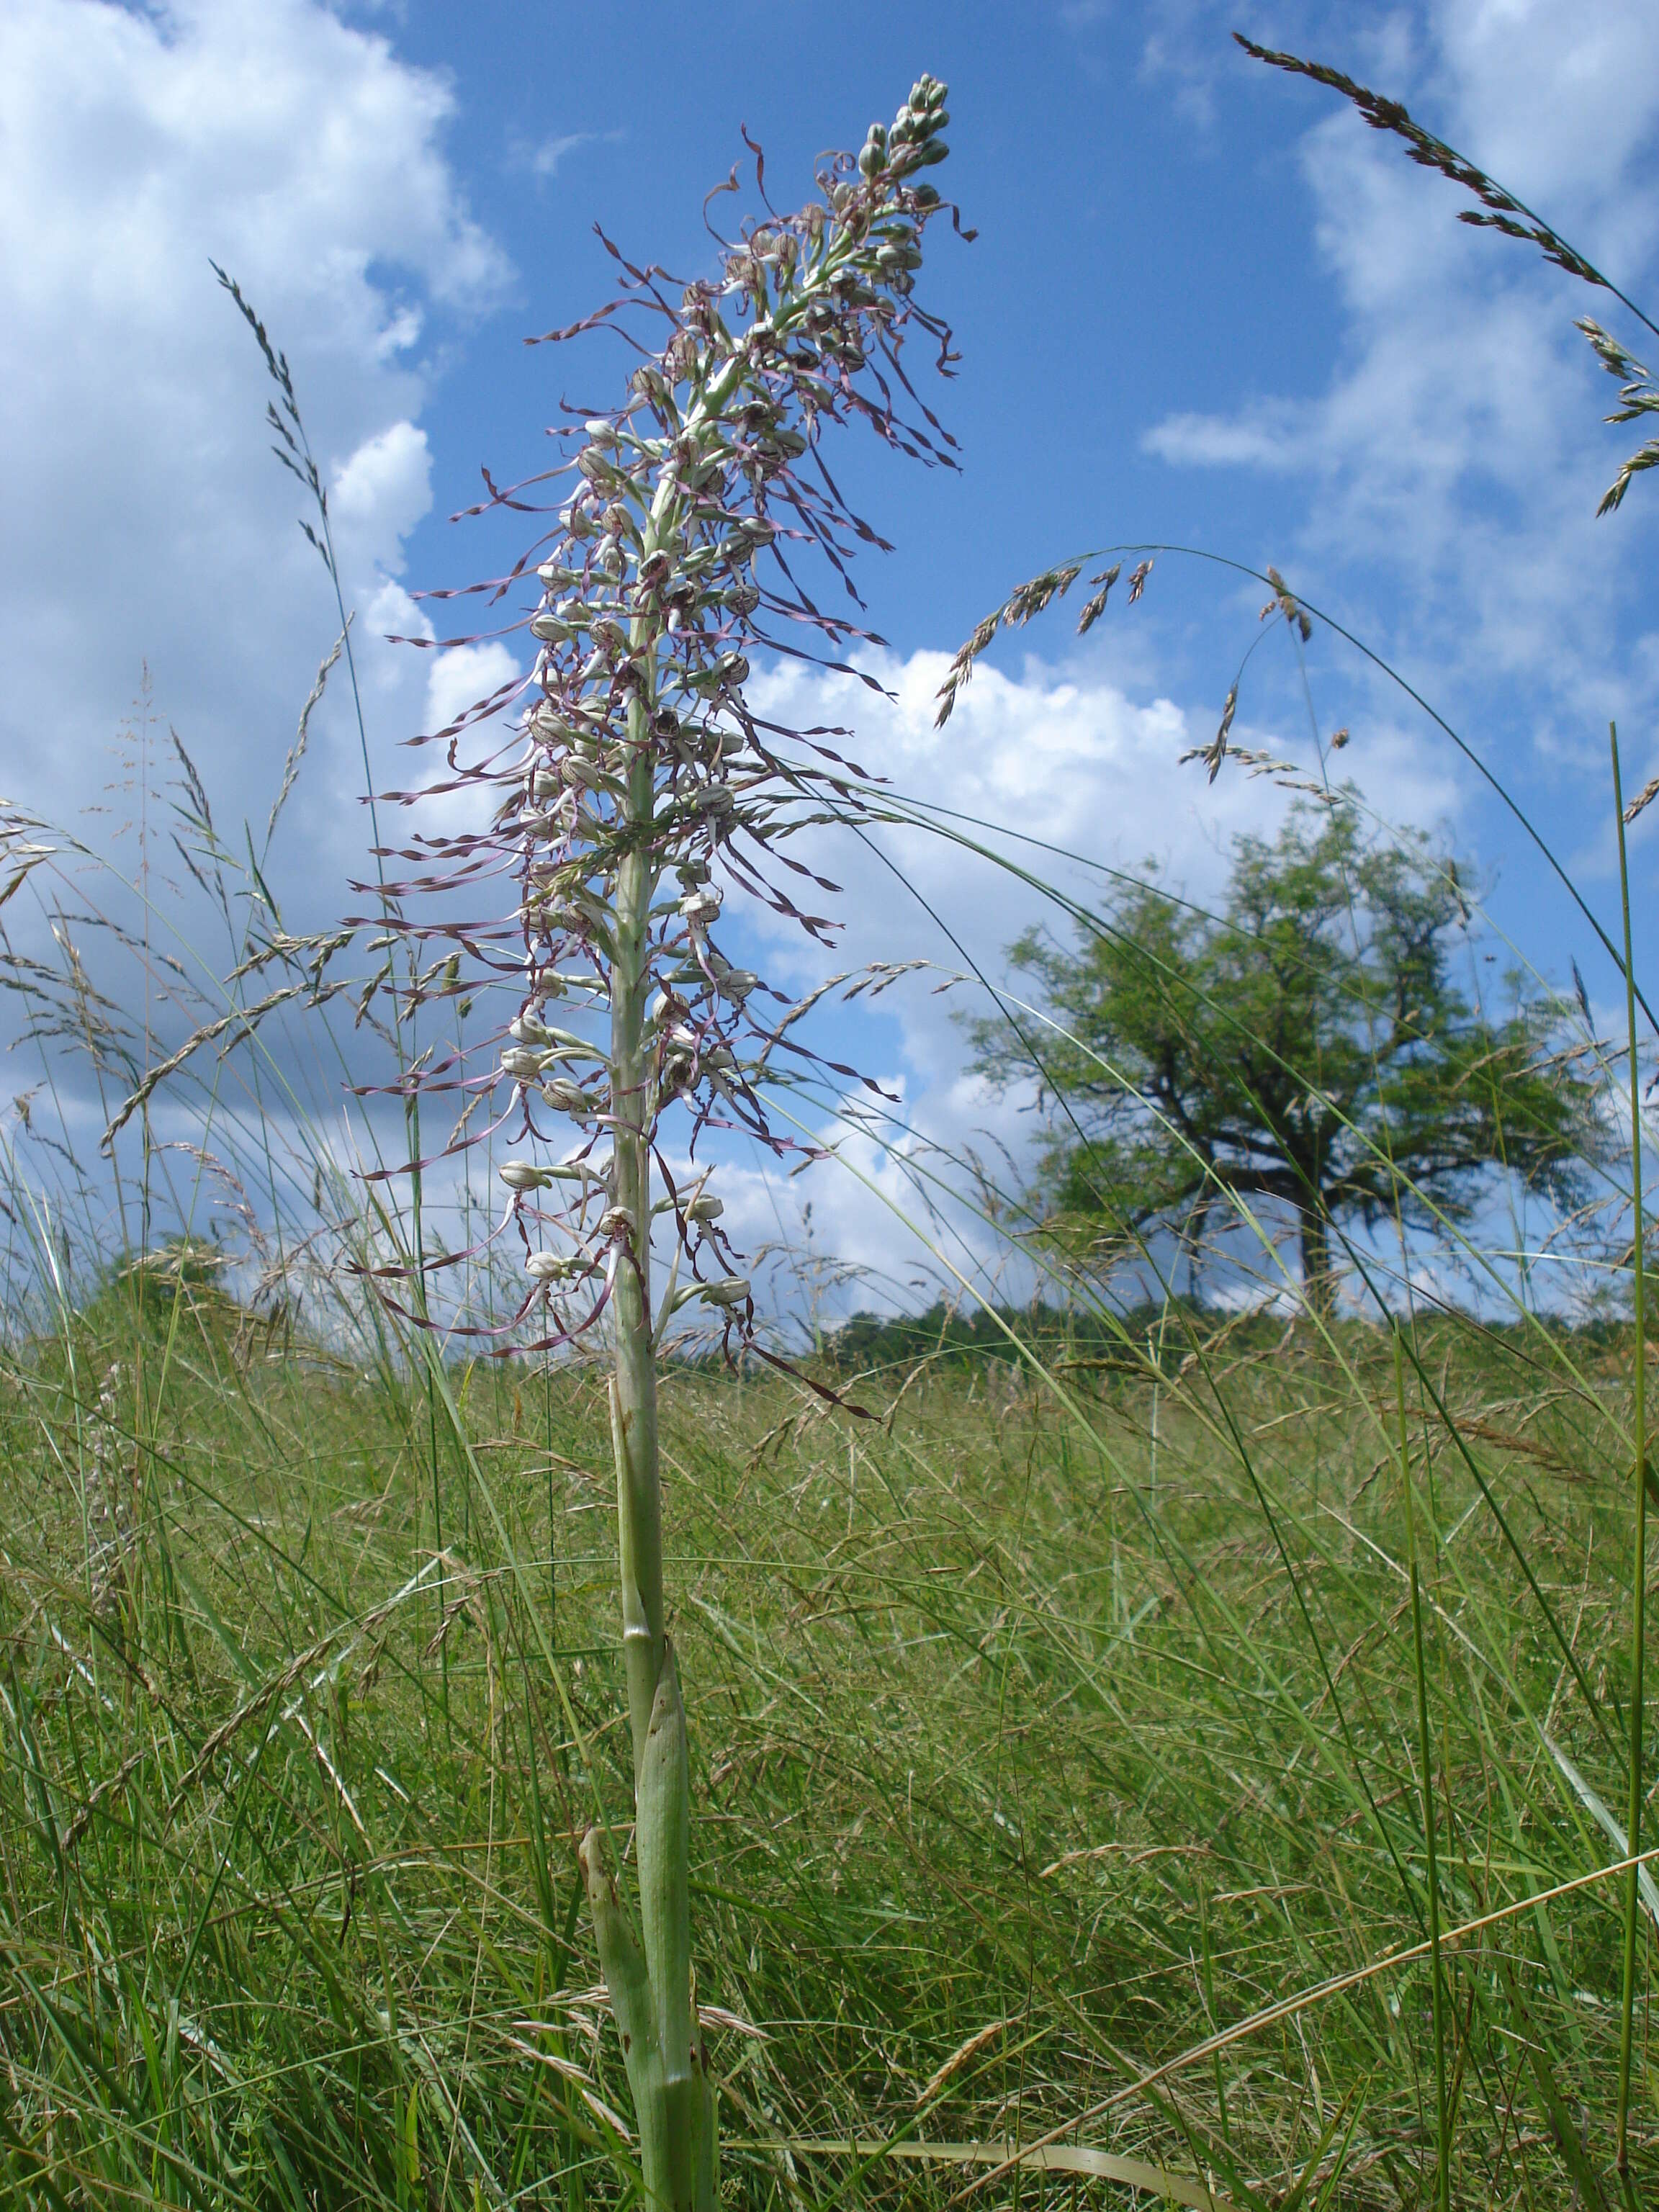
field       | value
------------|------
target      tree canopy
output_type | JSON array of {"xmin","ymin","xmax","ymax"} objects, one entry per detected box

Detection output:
[{"xmin": 972, "ymin": 805, "xmax": 1603, "ymax": 1313}]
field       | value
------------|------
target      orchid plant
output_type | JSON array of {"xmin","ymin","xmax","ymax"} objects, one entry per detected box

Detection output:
[{"xmin": 377, "ymin": 80, "xmax": 962, "ymax": 2205}]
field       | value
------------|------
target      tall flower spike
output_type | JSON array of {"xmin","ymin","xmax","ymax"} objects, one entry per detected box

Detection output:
[{"xmin": 359, "ymin": 81, "xmax": 966, "ymax": 2208}]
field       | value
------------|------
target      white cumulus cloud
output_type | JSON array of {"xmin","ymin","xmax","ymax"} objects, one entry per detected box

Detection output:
[
  {"xmin": 330, "ymin": 421, "xmax": 434, "ymax": 570},
  {"xmin": 0, "ymin": 0, "xmax": 510, "ymax": 919}
]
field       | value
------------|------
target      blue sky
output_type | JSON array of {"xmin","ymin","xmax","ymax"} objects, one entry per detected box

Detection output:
[
  {"xmin": 381, "ymin": 1, "xmax": 1349, "ymax": 626},
  {"xmin": 4, "ymin": 0, "xmax": 1658, "ymax": 1317}
]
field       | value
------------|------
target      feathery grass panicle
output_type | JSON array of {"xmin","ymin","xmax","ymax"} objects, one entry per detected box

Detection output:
[
  {"xmin": 1235, "ymin": 38, "xmax": 1659, "ymax": 533},
  {"xmin": 1232, "ymin": 37, "xmax": 1652, "ymax": 327}
]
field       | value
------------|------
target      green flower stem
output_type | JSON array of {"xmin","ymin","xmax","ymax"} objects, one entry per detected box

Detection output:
[
  {"xmin": 638, "ymin": 1645, "xmax": 696, "ymax": 2204},
  {"xmin": 595, "ymin": 480, "xmax": 719, "ymax": 2209},
  {"xmin": 1394, "ymin": 1325, "xmax": 1449, "ymax": 2212},
  {"xmin": 611, "ymin": 673, "xmax": 667, "ymax": 1783}
]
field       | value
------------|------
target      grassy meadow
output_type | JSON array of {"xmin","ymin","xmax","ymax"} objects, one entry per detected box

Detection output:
[
  {"xmin": 3, "ymin": 52, "xmax": 1655, "ymax": 2212},
  {"xmin": 1, "ymin": 1272, "xmax": 1652, "ymax": 2208}
]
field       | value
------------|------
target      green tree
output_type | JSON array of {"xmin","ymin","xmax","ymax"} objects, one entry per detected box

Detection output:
[{"xmin": 974, "ymin": 805, "xmax": 1601, "ymax": 1315}]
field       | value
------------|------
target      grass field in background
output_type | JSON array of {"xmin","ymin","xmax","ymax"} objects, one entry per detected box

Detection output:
[{"xmin": 0, "ymin": 1282, "xmax": 1651, "ymax": 2209}]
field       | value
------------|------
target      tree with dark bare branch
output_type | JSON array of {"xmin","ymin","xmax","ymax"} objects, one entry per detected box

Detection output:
[{"xmin": 971, "ymin": 804, "xmax": 1601, "ymax": 1317}]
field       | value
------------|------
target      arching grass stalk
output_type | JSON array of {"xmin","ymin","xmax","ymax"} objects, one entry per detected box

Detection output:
[
  {"xmin": 937, "ymin": 540, "xmax": 1659, "ymax": 1046},
  {"xmin": 213, "ymin": 269, "xmax": 456, "ymax": 1714},
  {"xmin": 210, "ymin": 266, "xmax": 421, "ymax": 1226},
  {"xmin": 1611, "ymin": 720, "xmax": 1648, "ymax": 2191},
  {"xmin": 1393, "ymin": 1323, "xmax": 1449, "ymax": 2212},
  {"xmin": 379, "ymin": 84, "xmax": 965, "ymax": 2206}
]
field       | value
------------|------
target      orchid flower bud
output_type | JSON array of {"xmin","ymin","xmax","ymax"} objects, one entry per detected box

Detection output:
[
  {"xmin": 526, "ymin": 1250, "xmax": 583, "ymax": 1283},
  {"xmin": 679, "ymin": 888, "xmax": 722, "ymax": 927}
]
